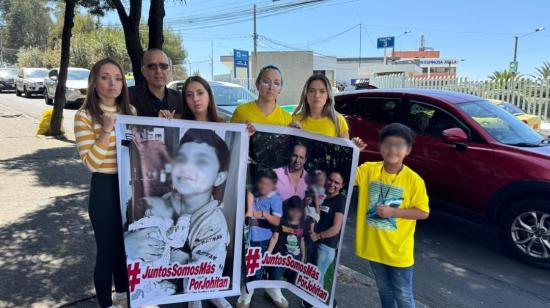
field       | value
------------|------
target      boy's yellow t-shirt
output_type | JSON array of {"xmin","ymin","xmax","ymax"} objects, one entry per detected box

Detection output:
[
  {"xmin": 354, "ymin": 161, "xmax": 429, "ymax": 268},
  {"xmin": 292, "ymin": 113, "xmax": 349, "ymax": 137},
  {"xmin": 230, "ymin": 101, "xmax": 292, "ymax": 126}
]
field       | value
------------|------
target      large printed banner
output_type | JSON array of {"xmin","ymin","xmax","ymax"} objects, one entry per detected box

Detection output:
[
  {"xmin": 244, "ymin": 125, "xmax": 359, "ymax": 308},
  {"xmin": 115, "ymin": 115, "xmax": 247, "ymax": 307}
]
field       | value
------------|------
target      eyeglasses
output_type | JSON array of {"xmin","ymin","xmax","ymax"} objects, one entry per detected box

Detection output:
[
  {"xmin": 145, "ymin": 63, "xmax": 170, "ymax": 71},
  {"xmin": 260, "ymin": 79, "xmax": 282, "ymax": 89},
  {"xmin": 380, "ymin": 141, "xmax": 408, "ymax": 150}
]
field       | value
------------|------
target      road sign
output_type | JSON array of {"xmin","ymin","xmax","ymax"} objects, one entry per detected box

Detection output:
[
  {"xmin": 233, "ymin": 49, "xmax": 249, "ymax": 68},
  {"xmin": 377, "ymin": 36, "xmax": 395, "ymax": 49},
  {"xmin": 233, "ymin": 49, "xmax": 250, "ymax": 87},
  {"xmin": 509, "ymin": 61, "xmax": 518, "ymax": 73}
]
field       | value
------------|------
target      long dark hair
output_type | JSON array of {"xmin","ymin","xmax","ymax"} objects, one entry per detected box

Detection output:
[
  {"xmin": 79, "ymin": 58, "xmax": 133, "ymax": 124},
  {"xmin": 182, "ymin": 76, "xmax": 223, "ymax": 122},
  {"xmin": 294, "ymin": 73, "xmax": 342, "ymax": 136}
]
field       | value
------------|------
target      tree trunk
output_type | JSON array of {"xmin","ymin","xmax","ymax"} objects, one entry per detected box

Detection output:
[
  {"xmin": 111, "ymin": 0, "xmax": 144, "ymax": 85},
  {"xmin": 148, "ymin": 0, "xmax": 165, "ymax": 50},
  {"xmin": 49, "ymin": 0, "xmax": 77, "ymax": 137}
]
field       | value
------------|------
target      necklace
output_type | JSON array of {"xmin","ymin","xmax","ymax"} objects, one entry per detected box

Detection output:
[{"xmin": 378, "ymin": 164, "xmax": 403, "ymax": 202}]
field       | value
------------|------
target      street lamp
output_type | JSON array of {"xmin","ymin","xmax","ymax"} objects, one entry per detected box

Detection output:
[
  {"xmin": 513, "ymin": 27, "xmax": 545, "ymax": 63},
  {"xmin": 389, "ymin": 30, "xmax": 411, "ymax": 64}
]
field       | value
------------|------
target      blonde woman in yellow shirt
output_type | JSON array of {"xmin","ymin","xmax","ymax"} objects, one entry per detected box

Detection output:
[
  {"xmin": 292, "ymin": 74, "xmax": 365, "ymax": 308},
  {"xmin": 74, "ymin": 58, "xmax": 136, "ymax": 308}
]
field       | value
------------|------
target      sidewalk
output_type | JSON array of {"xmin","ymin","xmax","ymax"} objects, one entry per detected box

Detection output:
[{"xmin": 0, "ymin": 103, "xmax": 428, "ymax": 308}]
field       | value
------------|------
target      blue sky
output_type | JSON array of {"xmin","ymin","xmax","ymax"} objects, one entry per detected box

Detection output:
[{"xmin": 102, "ymin": 0, "xmax": 550, "ymax": 80}]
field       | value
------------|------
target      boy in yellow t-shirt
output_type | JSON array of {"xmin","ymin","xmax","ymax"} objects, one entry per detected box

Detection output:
[{"xmin": 354, "ymin": 123, "xmax": 429, "ymax": 308}]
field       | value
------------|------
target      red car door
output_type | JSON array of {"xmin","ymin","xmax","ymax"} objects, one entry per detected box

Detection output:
[
  {"xmin": 337, "ymin": 95, "xmax": 405, "ymax": 163},
  {"xmin": 404, "ymin": 99, "xmax": 495, "ymax": 215}
]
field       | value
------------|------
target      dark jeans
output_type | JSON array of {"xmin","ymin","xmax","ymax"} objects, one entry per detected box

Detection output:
[
  {"xmin": 89, "ymin": 173, "xmax": 128, "ymax": 308},
  {"xmin": 370, "ymin": 261, "xmax": 415, "ymax": 308},
  {"xmin": 270, "ymin": 261, "xmax": 298, "ymax": 283}
]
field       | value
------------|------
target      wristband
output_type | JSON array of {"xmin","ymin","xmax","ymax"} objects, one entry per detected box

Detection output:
[{"xmin": 102, "ymin": 128, "xmax": 112, "ymax": 134}]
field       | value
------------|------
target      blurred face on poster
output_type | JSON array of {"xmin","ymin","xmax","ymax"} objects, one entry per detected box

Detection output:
[
  {"xmin": 172, "ymin": 141, "xmax": 227, "ymax": 197},
  {"xmin": 289, "ymin": 144, "xmax": 307, "ymax": 172}
]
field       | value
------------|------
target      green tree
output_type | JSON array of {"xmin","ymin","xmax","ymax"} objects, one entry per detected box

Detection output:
[
  {"xmin": 2, "ymin": 0, "xmax": 53, "ymax": 63},
  {"xmin": 488, "ymin": 70, "xmax": 523, "ymax": 81},
  {"xmin": 16, "ymin": 47, "xmax": 49, "ymax": 67},
  {"xmin": 533, "ymin": 61, "xmax": 550, "ymax": 81}
]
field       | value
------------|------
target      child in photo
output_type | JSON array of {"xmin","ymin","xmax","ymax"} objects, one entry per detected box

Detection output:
[
  {"xmin": 127, "ymin": 196, "xmax": 190, "ymax": 300},
  {"xmin": 164, "ymin": 129, "xmax": 231, "ymax": 289},
  {"xmin": 267, "ymin": 196, "xmax": 307, "ymax": 284},
  {"xmin": 354, "ymin": 123, "xmax": 430, "ymax": 308},
  {"xmin": 245, "ymin": 168, "xmax": 283, "ymax": 281},
  {"xmin": 305, "ymin": 170, "xmax": 327, "ymax": 232},
  {"xmin": 128, "ymin": 196, "xmax": 191, "ymax": 267}
]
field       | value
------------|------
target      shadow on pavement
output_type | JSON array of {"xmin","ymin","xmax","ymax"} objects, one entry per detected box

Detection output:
[
  {"xmin": 0, "ymin": 191, "xmax": 96, "ymax": 307},
  {"xmin": 1, "ymin": 146, "xmax": 89, "ymax": 189}
]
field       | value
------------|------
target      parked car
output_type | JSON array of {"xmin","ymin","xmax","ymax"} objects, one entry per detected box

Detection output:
[
  {"xmin": 15, "ymin": 68, "xmax": 49, "ymax": 97},
  {"xmin": 489, "ymin": 99, "xmax": 542, "ymax": 130},
  {"xmin": 335, "ymin": 88, "xmax": 550, "ymax": 267},
  {"xmin": 44, "ymin": 68, "xmax": 90, "ymax": 106},
  {"xmin": 168, "ymin": 80, "xmax": 257, "ymax": 118},
  {"xmin": 168, "ymin": 80, "xmax": 299, "ymax": 117},
  {"xmin": 0, "ymin": 68, "xmax": 18, "ymax": 93}
]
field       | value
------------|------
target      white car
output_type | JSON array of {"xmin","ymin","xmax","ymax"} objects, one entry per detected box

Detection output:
[
  {"xmin": 44, "ymin": 68, "xmax": 90, "ymax": 106},
  {"xmin": 167, "ymin": 80, "xmax": 257, "ymax": 118},
  {"xmin": 15, "ymin": 68, "xmax": 49, "ymax": 97}
]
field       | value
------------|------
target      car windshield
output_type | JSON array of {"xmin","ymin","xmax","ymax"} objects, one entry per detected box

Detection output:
[
  {"xmin": 0, "ymin": 69, "xmax": 18, "ymax": 78},
  {"xmin": 458, "ymin": 100, "xmax": 546, "ymax": 146},
  {"xmin": 210, "ymin": 84, "xmax": 256, "ymax": 106},
  {"xmin": 498, "ymin": 102, "xmax": 524, "ymax": 115},
  {"xmin": 67, "ymin": 70, "xmax": 89, "ymax": 80},
  {"xmin": 27, "ymin": 70, "xmax": 48, "ymax": 78}
]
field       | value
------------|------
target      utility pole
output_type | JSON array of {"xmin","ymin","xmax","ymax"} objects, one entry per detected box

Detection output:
[
  {"xmin": 513, "ymin": 35, "xmax": 518, "ymax": 63},
  {"xmin": 253, "ymin": 4, "xmax": 257, "ymax": 82},
  {"xmin": 210, "ymin": 40, "xmax": 214, "ymax": 81},
  {"xmin": 358, "ymin": 23, "xmax": 362, "ymax": 68}
]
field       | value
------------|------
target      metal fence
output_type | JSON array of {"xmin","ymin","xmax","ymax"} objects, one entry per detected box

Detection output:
[{"xmin": 370, "ymin": 75, "xmax": 550, "ymax": 120}]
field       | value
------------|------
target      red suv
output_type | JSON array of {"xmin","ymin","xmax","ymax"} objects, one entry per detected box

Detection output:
[{"xmin": 335, "ymin": 89, "xmax": 550, "ymax": 267}]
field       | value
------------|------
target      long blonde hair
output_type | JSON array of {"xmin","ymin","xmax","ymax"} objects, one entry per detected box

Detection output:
[{"xmin": 293, "ymin": 74, "xmax": 342, "ymax": 136}]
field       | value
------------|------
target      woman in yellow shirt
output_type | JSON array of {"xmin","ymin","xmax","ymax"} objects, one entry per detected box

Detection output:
[
  {"xmin": 292, "ymin": 74, "xmax": 349, "ymax": 138},
  {"xmin": 231, "ymin": 65, "xmax": 292, "ymax": 126},
  {"xmin": 234, "ymin": 65, "xmax": 291, "ymax": 308},
  {"xmin": 74, "ymin": 58, "xmax": 136, "ymax": 308},
  {"xmin": 293, "ymin": 73, "xmax": 365, "ymax": 308}
]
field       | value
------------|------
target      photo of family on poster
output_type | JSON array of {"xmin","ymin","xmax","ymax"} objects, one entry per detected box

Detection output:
[
  {"xmin": 114, "ymin": 116, "xmax": 358, "ymax": 308},
  {"xmin": 115, "ymin": 116, "xmax": 248, "ymax": 308},
  {"xmin": 244, "ymin": 125, "xmax": 359, "ymax": 308}
]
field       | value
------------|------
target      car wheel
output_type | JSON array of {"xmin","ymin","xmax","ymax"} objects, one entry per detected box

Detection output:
[
  {"xmin": 500, "ymin": 199, "xmax": 550, "ymax": 268},
  {"xmin": 15, "ymin": 87, "xmax": 21, "ymax": 96},
  {"xmin": 44, "ymin": 89, "xmax": 53, "ymax": 105},
  {"xmin": 24, "ymin": 86, "xmax": 31, "ymax": 98}
]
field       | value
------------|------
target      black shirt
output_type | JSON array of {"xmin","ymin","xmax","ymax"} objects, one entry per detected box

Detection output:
[
  {"xmin": 274, "ymin": 218, "xmax": 306, "ymax": 260},
  {"xmin": 315, "ymin": 194, "xmax": 346, "ymax": 248},
  {"xmin": 129, "ymin": 83, "xmax": 184, "ymax": 118}
]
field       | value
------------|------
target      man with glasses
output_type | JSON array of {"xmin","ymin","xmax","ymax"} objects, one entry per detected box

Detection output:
[{"xmin": 130, "ymin": 49, "xmax": 183, "ymax": 118}]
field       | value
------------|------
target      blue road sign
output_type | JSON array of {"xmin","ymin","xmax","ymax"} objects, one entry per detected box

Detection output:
[
  {"xmin": 234, "ymin": 49, "xmax": 249, "ymax": 68},
  {"xmin": 377, "ymin": 36, "xmax": 395, "ymax": 49},
  {"xmin": 233, "ymin": 49, "xmax": 250, "ymax": 85}
]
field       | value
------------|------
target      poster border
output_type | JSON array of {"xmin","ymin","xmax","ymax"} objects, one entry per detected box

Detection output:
[
  {"xmin": 115, "ymin": 115, "xmax": 248, "ymax": 307},
  {"xmin": 249, "ymin": 124, "xmax": 360, "ymax": 308}
]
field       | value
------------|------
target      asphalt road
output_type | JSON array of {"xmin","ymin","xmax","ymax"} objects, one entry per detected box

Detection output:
[{"xmin": 1, "ymin": 92, "xmax": 549, "ymax": 308}]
